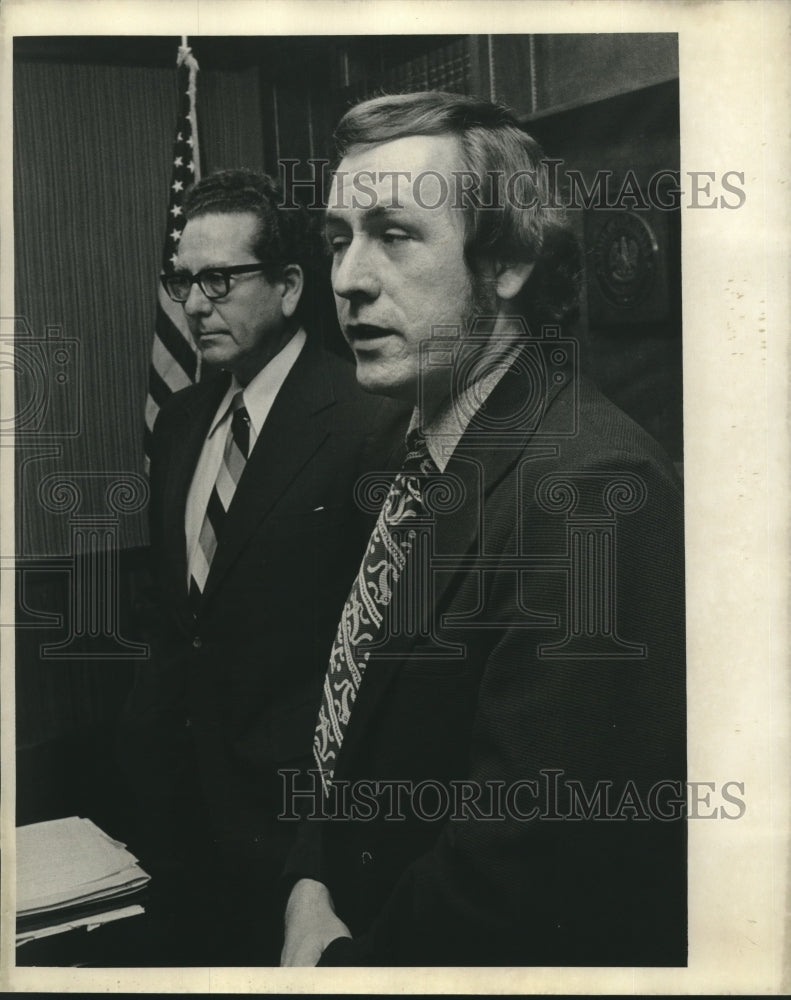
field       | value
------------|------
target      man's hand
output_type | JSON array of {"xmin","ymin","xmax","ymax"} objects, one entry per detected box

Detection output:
[{"xmin": 280, "ymin": 877, "xmax": 352, "ymax": 966}]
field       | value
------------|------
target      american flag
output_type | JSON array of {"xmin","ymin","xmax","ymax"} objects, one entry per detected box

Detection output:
[{"xmin": 144, "ymin": 42, "xmax": 201, "ymax": 464}]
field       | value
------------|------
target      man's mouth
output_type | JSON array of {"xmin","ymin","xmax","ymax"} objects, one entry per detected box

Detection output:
[{"xmin": 345, "ymin": 324, "xmax": 396, "ymax": 344}]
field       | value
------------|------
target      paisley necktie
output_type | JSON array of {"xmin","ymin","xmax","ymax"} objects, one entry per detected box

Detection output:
[{"xmin": 313, "ymin": 432, "xmax": 438, "ymax": 793}]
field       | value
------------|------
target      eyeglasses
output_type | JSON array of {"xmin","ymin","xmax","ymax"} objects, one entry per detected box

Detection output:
[{"xmin": 160, "ymin": 263, "xmax": 271, "ymax": 303}]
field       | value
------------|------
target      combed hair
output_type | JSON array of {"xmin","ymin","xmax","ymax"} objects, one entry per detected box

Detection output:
[
  {"xmin": 183, "ymin": 168, "xmax": 322, "ymax": 327},
  {"xmin": 334, "ymin": 92, "xmax": 581, "ymax": 327}
]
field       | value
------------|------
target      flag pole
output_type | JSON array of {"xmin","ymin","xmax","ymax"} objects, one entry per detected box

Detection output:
[{"xmin": 177, "ymin": 36, "xmax": 201, "ymax": 191}]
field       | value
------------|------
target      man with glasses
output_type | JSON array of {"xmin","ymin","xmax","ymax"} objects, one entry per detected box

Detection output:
[{"xmin": 120, "ymin": 169, "xmax": 402, "ymax": 965}]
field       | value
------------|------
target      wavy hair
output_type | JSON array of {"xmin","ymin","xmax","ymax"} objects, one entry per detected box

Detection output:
[{"xmin": 334, "ymin": 92, "xmax": 581, "ymax": 328}]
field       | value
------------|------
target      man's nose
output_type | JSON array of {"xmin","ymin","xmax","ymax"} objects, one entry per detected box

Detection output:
[
  {"xmin": 183, "ymin": 281, "xmax": 214, "ymax": 317},
  {"xmin": 332, "ymin": 238, "xmax": 380, "ymax": 301}
]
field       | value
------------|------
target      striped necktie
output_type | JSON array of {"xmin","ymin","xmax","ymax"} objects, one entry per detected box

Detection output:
[
  {"xmin": 313, "ymin": 431, "xmax": 438, "ymax": 793},
  {"xmin": 188, "ymin": 390, "xmax": 250, "ymax": 613}
]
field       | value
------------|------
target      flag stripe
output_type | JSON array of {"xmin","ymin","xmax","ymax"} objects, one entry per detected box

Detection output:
[
  {"xmin": 154, "ymin": 304, "xmax": 198, "ymax": 380},
  {"xmin": 151, "ymin": 338, "xmax": 194, "ymax": 394},
  {"xmin": 143, "ymin": 424, "xmax": 154, "ymax": 458},
  {"xmin": 147, "ymin": 366, "xmax": 173, "ymax": 410}
]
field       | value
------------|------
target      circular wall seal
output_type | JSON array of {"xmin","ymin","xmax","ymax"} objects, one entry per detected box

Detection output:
[{"xmin": 592, "ymin": 212, "xmax": 659, "ymax": 309}]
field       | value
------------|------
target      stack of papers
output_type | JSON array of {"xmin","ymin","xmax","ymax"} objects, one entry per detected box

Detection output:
[{"xmin": 16, "ymin": 816, "xmax": 150, "ymax": 946}]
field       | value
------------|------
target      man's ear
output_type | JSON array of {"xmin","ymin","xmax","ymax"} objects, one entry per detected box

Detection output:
[
  {"xmin": 495, "ymin": 260, "xmax": 534, "ymax": 301},
  {"xmin": 280, "ymin": 264, "xmax": 304, "ymax": 318}
]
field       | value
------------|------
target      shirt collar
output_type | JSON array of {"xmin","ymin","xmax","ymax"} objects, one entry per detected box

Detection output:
[
  {"xmin": 406, "ymin": 331, "xmax": 522, "ymax": 472},
  {"xmin": 207, "ymin": 328, "xmax": 307, "ymax": 439}
]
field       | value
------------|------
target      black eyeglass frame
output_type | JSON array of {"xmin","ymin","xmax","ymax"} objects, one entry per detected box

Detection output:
[{"xmin": 160, "ymin": 262, "xmax": 272, "ymax": 302}]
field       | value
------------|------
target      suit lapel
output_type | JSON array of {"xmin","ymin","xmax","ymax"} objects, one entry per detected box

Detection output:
[
  {"xmin": 334, "ymin": 340, "xmax": 575, "ymax": 769},
  {"xmin": 429, "ymin": 348, "xmax": 572, "ymax": 613},
  {"xmin": 197, "ymin": 336, "xmax": 336, "ymax": 611}
]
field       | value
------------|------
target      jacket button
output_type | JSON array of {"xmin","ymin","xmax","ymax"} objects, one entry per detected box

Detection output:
[
  {"xmin": 185, "ymin": 717, "xmax": 192, "ymax": 728},
  {"xmin": 192, "ymin": 636, "xmax": 202, "ymax": 648},
  {"xmin": 361, "ymin": 850, "xmax": 373, "ymax": 866}
]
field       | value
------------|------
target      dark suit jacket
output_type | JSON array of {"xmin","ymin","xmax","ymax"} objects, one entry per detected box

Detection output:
[
  {"xmin": 285, "ymin": 341, "xmax": 686, "ymax": 967},
  {"xmin": 121, "ymin": 335, "xmax": 405, "ymax": 913}
]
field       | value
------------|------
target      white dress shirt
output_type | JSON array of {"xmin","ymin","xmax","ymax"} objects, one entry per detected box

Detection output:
[
  {"xmin": 184, "ymin": 328, "xmax": 306, "ymax": 585},
  {"xmin": 407, "ymin": 340, "xmax": 518, "ymax": 472}
]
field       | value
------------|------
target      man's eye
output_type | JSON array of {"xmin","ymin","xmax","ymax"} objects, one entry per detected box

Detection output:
[
  {"xmin": 382, "ymin": 231, "xmax": 410, "ymax": 244},
  {"xmin": 201, "ymin": 270, "xmax": 227, "ymax": 289},
  {"xmin": 327, "ymin": 235, "xmax": 350, "ymax": 254}
]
